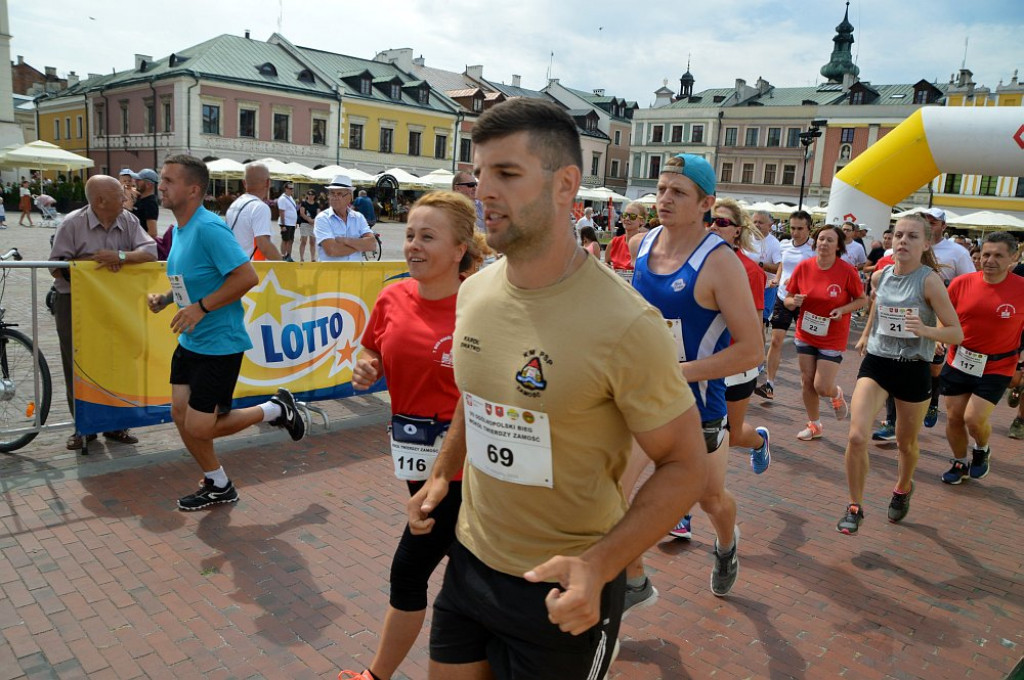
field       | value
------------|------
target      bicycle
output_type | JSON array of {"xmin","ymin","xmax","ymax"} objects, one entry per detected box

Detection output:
[
  {"xmin": 362, "ymin": 231, "xmax": 383, "ymax": 261},
  {"xmin": 0, "ymin": 247, "xmax": 52, "ymax": 452}
]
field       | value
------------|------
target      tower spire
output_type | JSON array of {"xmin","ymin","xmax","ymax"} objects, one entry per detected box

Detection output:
[{"xmin": 820, "ymin": 1, "xmax": 860, "ymax": 84}]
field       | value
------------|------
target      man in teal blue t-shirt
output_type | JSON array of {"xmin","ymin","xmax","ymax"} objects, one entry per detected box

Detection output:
[{"xmin": 147, "ymin": 155, "xmax": 307, "ymax": 511}]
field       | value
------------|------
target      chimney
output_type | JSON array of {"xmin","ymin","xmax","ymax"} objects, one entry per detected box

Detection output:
[
  {"xmin": 755, "ymin": 77, "xmax": 770, "ymax": 94},
  {"xmin": 17, "ymin": 55, "xmax": 24, "ymax": 65},
  {"xmin": 67, "ymin": 71, "xmax": 79, "ymax": 87},
  {"xmin": 841, "ymin": 72, "xmax": 858, "ymax": 91},
  {"xmin": 511, "ymin": 74, "xmax": 521, "ymax": 88},
  {"xmin": 88, "ymin": 73, "xmax": 103, "ymax": 80},
  {"xmin": 135, "ymin": 54, "xmax": 153, "ymax": 70},
  {"xmin": 245, "ymin": 29, "xmax": 250, "ymax": 39},
  {"xmin": 734, "ymin": 78, "xmax": 747, "ymax": 90},
  {"xmin": 465, "ymin": 65, "xmax": 484, "ymax": 80},
  {"xmin": 413, "ymin": 54, "xmax": 425, "ymax": 67},
  {"xmin": 593, "ymin": 88, "xmax": 605, "ymax": 96}
]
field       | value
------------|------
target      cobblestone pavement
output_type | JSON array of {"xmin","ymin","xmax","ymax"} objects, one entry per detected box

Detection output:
[{"xmin": 2, "ymin": 214, "xmax": 1022, "ymax": 679}]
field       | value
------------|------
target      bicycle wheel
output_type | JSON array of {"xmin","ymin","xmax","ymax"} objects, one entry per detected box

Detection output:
[
  {"xmin": 363, "ymin": 233, "xmax": 383, "ymax": 261},
  {"xmin": 0, "ymin": 328, "xmax": 52, "ymax": 453}
]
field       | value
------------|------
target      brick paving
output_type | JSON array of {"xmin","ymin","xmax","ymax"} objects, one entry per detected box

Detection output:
[{"xmin": 2, "ymin": 217, "xmax": 1022, "ymax": 679}]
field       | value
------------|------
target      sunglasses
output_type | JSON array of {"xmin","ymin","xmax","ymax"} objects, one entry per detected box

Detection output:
[
  {"xmin": 623, "ymin": 212, "xmax": 642, "ymax": 220},
  {"xmin": 456, "ymin": 181, "xmax": 478, "ymax": 188},
  {"xmin": 710, "ymin": 217, "xmax": 737, "ymax": 228}
]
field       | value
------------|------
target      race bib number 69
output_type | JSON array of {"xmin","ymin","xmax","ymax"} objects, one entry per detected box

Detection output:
[{"xmin": 463, "ymin": 392, "xmax": 554, "ymax": 488}]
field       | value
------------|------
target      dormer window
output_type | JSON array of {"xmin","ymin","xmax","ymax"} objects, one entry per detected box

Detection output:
[
  {"xmin": 257, "ymin": 62, "xmax": 277, "ymax": 76},
  {"xmin": 390, "ymin": 83, "xmax": 401, "ymax": 100},
  {"xmin": 298, "ymin": 68, "xmax": 315, "ymax": 84},
  {"xmin": 360, "ymin": 77, "xmax": 371, "ymax": 95},
  {"xmin": 417, "ymin": 84, "xmax": 430, "ymax": 105},
  {"xmin": 913, "ymin": 88, "xmax": 928, "ymax": 104},
  {"xmin": 473, "ymin": 96, "xmax": 483, "ymax": 113},
  {"xmin": 850, "ymin": 91, "xmax": 864, "ymax": 105}
]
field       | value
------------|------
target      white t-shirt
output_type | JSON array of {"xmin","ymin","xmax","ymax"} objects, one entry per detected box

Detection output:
[
  {"xmin": 225, "ymin": 194, "xmax": 271, "ymax": 258},
  {"xmin": 276, "ymin": 193, "xmax": 298, "ymax": 226},
  {"xmin": 776, "ymin": 238, "xmax": 815, "ymax": 299},
  {"xmin": 314, "ymin": 207, "xmax": 371, "ymax": 262},
  {"xmin": 841, "ymin": 240, "xmax": 868, "ymax": 269},
  {"xmin": 743, "ymin": 232, "xmax": 782, "ymax": 273},
  {"xmin": 931, "ymin": 239, "xmax": 975, "ymax": 283},
  {"xmin": 576, "ymin": 216, "xmax": 594, "ymax": 230}
]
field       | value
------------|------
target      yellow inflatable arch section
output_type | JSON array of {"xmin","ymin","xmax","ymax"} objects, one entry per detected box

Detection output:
[{"xmin": 825, "ymin": 107, "xmax": 1024, "ymax": 235}]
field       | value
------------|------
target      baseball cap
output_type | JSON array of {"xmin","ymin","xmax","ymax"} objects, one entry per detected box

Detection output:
[
  {"xmin": 135, "ymin": 168, "xmax": 160, "ymax": 184},
  {"xmin": 663, "ymin": 154, "xmax": 716, "ymax": 195},
  {"xmin": 118, "ymin": 168, "xmax": 138, "ymax": 179},
  {"xmin": 922, "ymin": 207, "xmax": 946, "ymax": 221}
]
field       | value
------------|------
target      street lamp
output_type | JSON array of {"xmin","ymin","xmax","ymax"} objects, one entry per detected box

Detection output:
[{"xmin": 797, "ymin": 118, "xmax": 826, "ymax": 211}]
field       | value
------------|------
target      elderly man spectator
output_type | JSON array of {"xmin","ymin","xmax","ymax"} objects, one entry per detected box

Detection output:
[
  {"xmin": 452, "ymin": 170, "xmax": 485, "ymax": 231},
  {"xmin": 276, "ymin": 182, "xmax": 299, "ymax": 261},
  {"xmin": 224, "ymin": 162, "xmax": 282, "ymax": 261},
  {"xmin": 576, "ymin": 206, "xmax": 595, "ymax": 232},
  {"xmin": 131, "ymin": 168, "xmax": 161, "ymax": 237},
  {"xmin": 49, "ymin": 175, "xmax": 157, "ymax": 450},
  {"xmin": 352, "ymin": 189, "xmax": 377, "ymax": 226},
  {"xmin": 313, "ymin": 175, "xmax": 376, "ymax": 262}
]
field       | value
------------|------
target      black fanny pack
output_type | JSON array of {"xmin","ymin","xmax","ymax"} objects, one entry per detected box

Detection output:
[
  {"xmin": 390, "ymin": 414, "xmax": 449, "ymax": 444},
  {"xmin": 702, "ymin": 417, "xmax": 729, "ymax": 454}
]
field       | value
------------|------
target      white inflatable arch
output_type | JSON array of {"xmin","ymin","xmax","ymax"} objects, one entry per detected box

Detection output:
[{"xmin": 825, "ymin": 107, "xmax": 1023, "ymax": 236}]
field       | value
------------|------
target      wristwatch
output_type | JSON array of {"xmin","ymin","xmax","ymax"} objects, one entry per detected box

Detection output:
[{"xmin": 118, "ymin": 250, "xmax": 126, "ymax": 263}]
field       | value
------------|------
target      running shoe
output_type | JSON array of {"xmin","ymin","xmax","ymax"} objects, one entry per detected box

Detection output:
[
  {"xmin": 710, "ymin": 526, "xmax": 739, "ymax": 597},
  {"xmin": 941, "ymin": 459, "xmax": 969, "ymax": 485},
  {"xmin": 887, "ymin": 484, "xmax": 913, "ymax": 523},
  {"xmin": 836, "ymin": 503, "xmax": 864, "ymax": 535},
  {"xmin": 754, "ymin": 381, "xmax": 774, "ymax": 401},
  {"xmin": 669, "ymin": 515, "xmax": 692, "ymax": 540},
  {"xmin": 1007, "ymin": 384, "xmax": 1023, "ymax": 408},
  {"xmin": 830, "ymin": 386, "xmax": 849, "ymax": 420},
  {"xmin": 338, "ymin": 672, "xmax": 374, "ymax": 680},
  {"xmin": 178, "ymin": 479, "xmax": 238, "ymax": 511},
  {"xmin": 750, "ymin": 426, "xmax": 771, "ymax": 474},
  {"xmin": 1008, "ymin": 417, "xmax": 1024, "ymax": 440},
  {"xmin": 270, "ymin": 388, "xmax": 306, "ymax": 441},
  {"xmin": 797, "ymin": 421, "xmax": 823, "ymax": 441},
  {"xmin": 923, "ymin": 404, "xmax": 939, "ymax": 428},
  {"xmin": 622, "ymin": 576, "xmax": 659, "ymax": 619},
  {"xmin": 969, "ymin": 447, "xmax": 990, "ymax": 479},
  {"xmin": 871, "ymin": 421, "xmax": 896, "ymax": 442}
]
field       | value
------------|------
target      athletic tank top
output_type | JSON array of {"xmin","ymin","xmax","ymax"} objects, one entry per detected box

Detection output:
[
  {"xmin": 867, "ymin": 264, "xmax": 937, "ymax": 361},
  {"xmin": 633, "ymin": 227, "xmax": 731, "ymax": 421}
]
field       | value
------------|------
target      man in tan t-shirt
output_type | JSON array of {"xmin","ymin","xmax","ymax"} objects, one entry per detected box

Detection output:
[{"xmin": 407, "ymin": 98, "xmax": 708, "ymax": 679}]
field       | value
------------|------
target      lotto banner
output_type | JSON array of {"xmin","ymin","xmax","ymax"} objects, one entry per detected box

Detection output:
[{"xmin": 70, "ymin": 261, "xmax": 408, "ymax": 435}]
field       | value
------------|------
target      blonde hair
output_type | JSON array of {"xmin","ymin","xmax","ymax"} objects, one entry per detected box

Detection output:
[
  {"xmin": 409, "ymin": 190, "xmax": 491, "ymax": 274},
  {"xmin": 894, "ymin": 215, "xmax": 941, "ymax": 273},
  {"xmin": 714, "ymin": 197, "xmax": 756, "ymax": 252}
]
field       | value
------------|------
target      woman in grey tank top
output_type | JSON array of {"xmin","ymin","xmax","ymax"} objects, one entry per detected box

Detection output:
[{"xmin": 837, "ymin": 215, "xmax": 962, "ymax": 536}]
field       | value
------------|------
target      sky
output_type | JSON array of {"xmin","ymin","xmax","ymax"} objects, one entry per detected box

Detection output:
[{"xmin": 8, "ymin": 1, "xmax": 1023, "ymax": 107}]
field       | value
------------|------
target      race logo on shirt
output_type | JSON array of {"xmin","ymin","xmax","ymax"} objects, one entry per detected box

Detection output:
[
  {"xmin": 671, "ymin": 278, "xmax": 687, "ymax": 292},
  {"xmin": 433, "ymin": 335, "xmax": 454, "ymax": 368},
  {"xmin": 827, "ymin": 284, "xmax": 842, "ymax": 298},
  {"xmin": 515, "ymin": 349, "xmax": 553, "ymax": 395},
  {"xmin": 996, "ymin": 303, "xmax": 1015, "ymax": 319}
]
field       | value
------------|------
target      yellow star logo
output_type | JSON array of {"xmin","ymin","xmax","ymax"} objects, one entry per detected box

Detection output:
[{"xmin": 242, "ymin": 270, "xmax": 304, "ymax": 326}]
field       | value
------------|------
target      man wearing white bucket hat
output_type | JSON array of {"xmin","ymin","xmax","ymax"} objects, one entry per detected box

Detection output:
[{"xmin": 313, "ymin": 174, "xmax": 377, "ymax": 262}]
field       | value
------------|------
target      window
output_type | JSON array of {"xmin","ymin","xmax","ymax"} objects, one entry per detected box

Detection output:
[
  {"xmin": 720, "ymin": 162, "xmax": 733, "ymax": 183},
  {"xmin": 591, "ymin": 154, "xmax": 601, "ymax": 177},
  {"xmin": 766, "ymin": 127, "xmax": 781, "ymax": 147},
  {"xmin": 648, "ymin": 156, "xmax": 661, "ymax": 179},
  {"xmin": 979, "ymin": 175, "xmax": 998, "ymax": 196},
  {"xmin": 459, "ymin": 138, "xmax": 472, "ymax": 163},
  {"xmin": 744, "ymin": 128, "xmax": 759, "ymax": 147},
  {"xmin": 202, "ymin": 104, "xmax": 220, "ymax": 135},
  {"xmin": 257, "ymin": 62, "xmax": 277, "ymax": 76},
  {"xmin": 614, "ymin": 130, "xmax": 621, "ymax": 145},
  {"xmin": 610, "ymin": 159, "xmax": 620, "ymax": 177},
  {"xmin": 65, "ymin": 117, "xmax": 72, "ymax": 139},
  {"xmin": 724, "ymin": 127, "xmax": 737, "ymax": 146},
  {"xmin": 408, "ymin": 131, "xmax": 421, "ymax": 156},
  {"xmin": 841, "ymin": 128, "xmax": 855, "ymax": 143},
  {"xmin": 670, "ymin": 125, "xmax": 683, "ymax": 143},
  {"xmin": 764, "ymin": 164, "xmax": 777, "ymax": 185},
  {"xmin": 417, "ymin": 86, "xmax": 429, "ymax": 105},
  {"xmin": 786, "ymin": 128, "xmax": 801, "ymax": 147},
  {"xmin": 741, "ymin": 163, "xmax": 754, "ymax": 183},
  {"xmin": 434, "ymin": 134, "xmax": 447, "ymax": 159},
  {"xmin": 96, "ymin": 105, "xmax": 105, "ymax": 136},
  {"xmin": 120, "ymin": 103, "xmax": 129, "ymax": 134},
  {"xmin": 273, "ymin": 113, "xmax": 289, "ymax": 142},
  {"xmin": 349, "ymin": 123, "xmax": 364, "ymax": 150},
  {"xmin": 239, "ymin": 109, "xmax": 256, "ymax": 138},
  {"xmin": 360, "ymin": 77, "xmax": 371, "ymax": 96},
  {"xmin": 53, "ymin": 119, "xmax": 60, "ymax": 140},
  {"xmin": 162, "ymin": 100, "xmax": 172, "ymax": 132},
  {"xmin": 312, "ymin": 118, "xmax": 326, "ymax": 145},
  {"xmin": 943, "ymin": 173, "xmax": 961, "ymax": 194},
  {"xmin": 380, "ymin": 127, "xmax": 394, "ymax": 153},
  {"xmin": 691, "ymin": 124, "xmax": 704, "ymax": 144},
  {"xmin": 850, "ymin": 91, "xmax": 864, "ymax": 105},
  {"xmin": 76, "ymin": 116, "xmax": 83, "ymax": 138},
  {"xmin": 472, "ymin": 97, "xmax": 482, "ymax": 113},
  {"xmin": 782, "ymin": 164, "xmax": 796, "ymax": 185},
  {"xmin": 913, "ymin": 89, "xmax": 928, "ymax": 104},
  {"xmin": 651, "ymin": 125, "xmax": 663, "ymax": 143},
  {"xmin": 145, "ymin": 102, "xmax": 154, "ymax": 133},
  {"xmin": 390, "ymin": 83, "xmax": 401, "ymax": 100}
]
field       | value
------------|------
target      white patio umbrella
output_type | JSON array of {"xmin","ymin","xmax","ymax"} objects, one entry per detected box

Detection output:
[
  {"xmin": 282, "ymin": 161, "xmax": 317, "ymax": 180},
  {"xmin": 891, "ymin": 206, "xmax": 960, "ymax": 220},
  {"xmin": 309, "ymin": 164, "xmax": 350, "ymax": 181},
  {"xmin": 255, "ymin": 157, "xmax": 311, "ymax": 181},
  {"xmin": 589, "ymin": 187, "xmax": 630, "ymax": 203},
  {"xmin": 377, "ymin": 167, "xmax": 431, "ymax": 190},
  {"xmin": 205, "ymin": 158, "xmax": 246, "ymax": 178},
  {"xmin": 635, "ymin": 193, "xmax": 657, "ymax": 206},
  {"xmin": 0, "ymin": 140, "xmax": 94, "ymax": 171},
  {"xmin": 946, "ymin": 210, "xmax": 1024, "ymax": 232},
  {"xmin": 421, "ymin": 168, "xmax": 455, "ymax": 189}
]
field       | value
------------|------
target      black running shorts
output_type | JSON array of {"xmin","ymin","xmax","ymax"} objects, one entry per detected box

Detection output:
[{"xmin": 169, "ymin": 345, "xmax": 244, "ymax": 414}]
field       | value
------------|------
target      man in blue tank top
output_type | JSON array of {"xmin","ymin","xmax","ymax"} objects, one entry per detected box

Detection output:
[{"xmin": 624, "ymin": 154, "xmax": 763, "ymax": 599}]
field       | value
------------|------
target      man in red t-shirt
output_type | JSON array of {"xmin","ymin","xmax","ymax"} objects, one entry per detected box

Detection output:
[{"xmin": 939, "ymin": 232, "xmax": 1024, "ymax": 484}]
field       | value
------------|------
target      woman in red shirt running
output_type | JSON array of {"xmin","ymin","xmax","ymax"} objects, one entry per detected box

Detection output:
[
  {"xmin": 784, "ymin": 225, "xmax": 868, "ymax": 441},
  {"xmin": 605, "ymin": 201, "xmax": 645, "ymax": 271},
  {"xmin": 341, "ymin": 192, "xmax": 486, "ymax": 680}
]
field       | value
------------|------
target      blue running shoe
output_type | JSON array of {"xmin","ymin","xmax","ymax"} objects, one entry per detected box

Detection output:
[
  {"xmin": 923, "ymin": 404, "xmax": 939, "ymax": 428},
  {"xmin": 872, "ymin": 422, "xmax": 895, "ymax": 441},
  {"xmin": 750, "ymin": 427, "xmax": 771, "ymax": 474},
  {"xmin": 669, "ymin": 514, "xmax": 692, "ymax": 539},
  {"xmin": 969, "ymin": 447, "xmax": 990, "ymax": 479}
]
